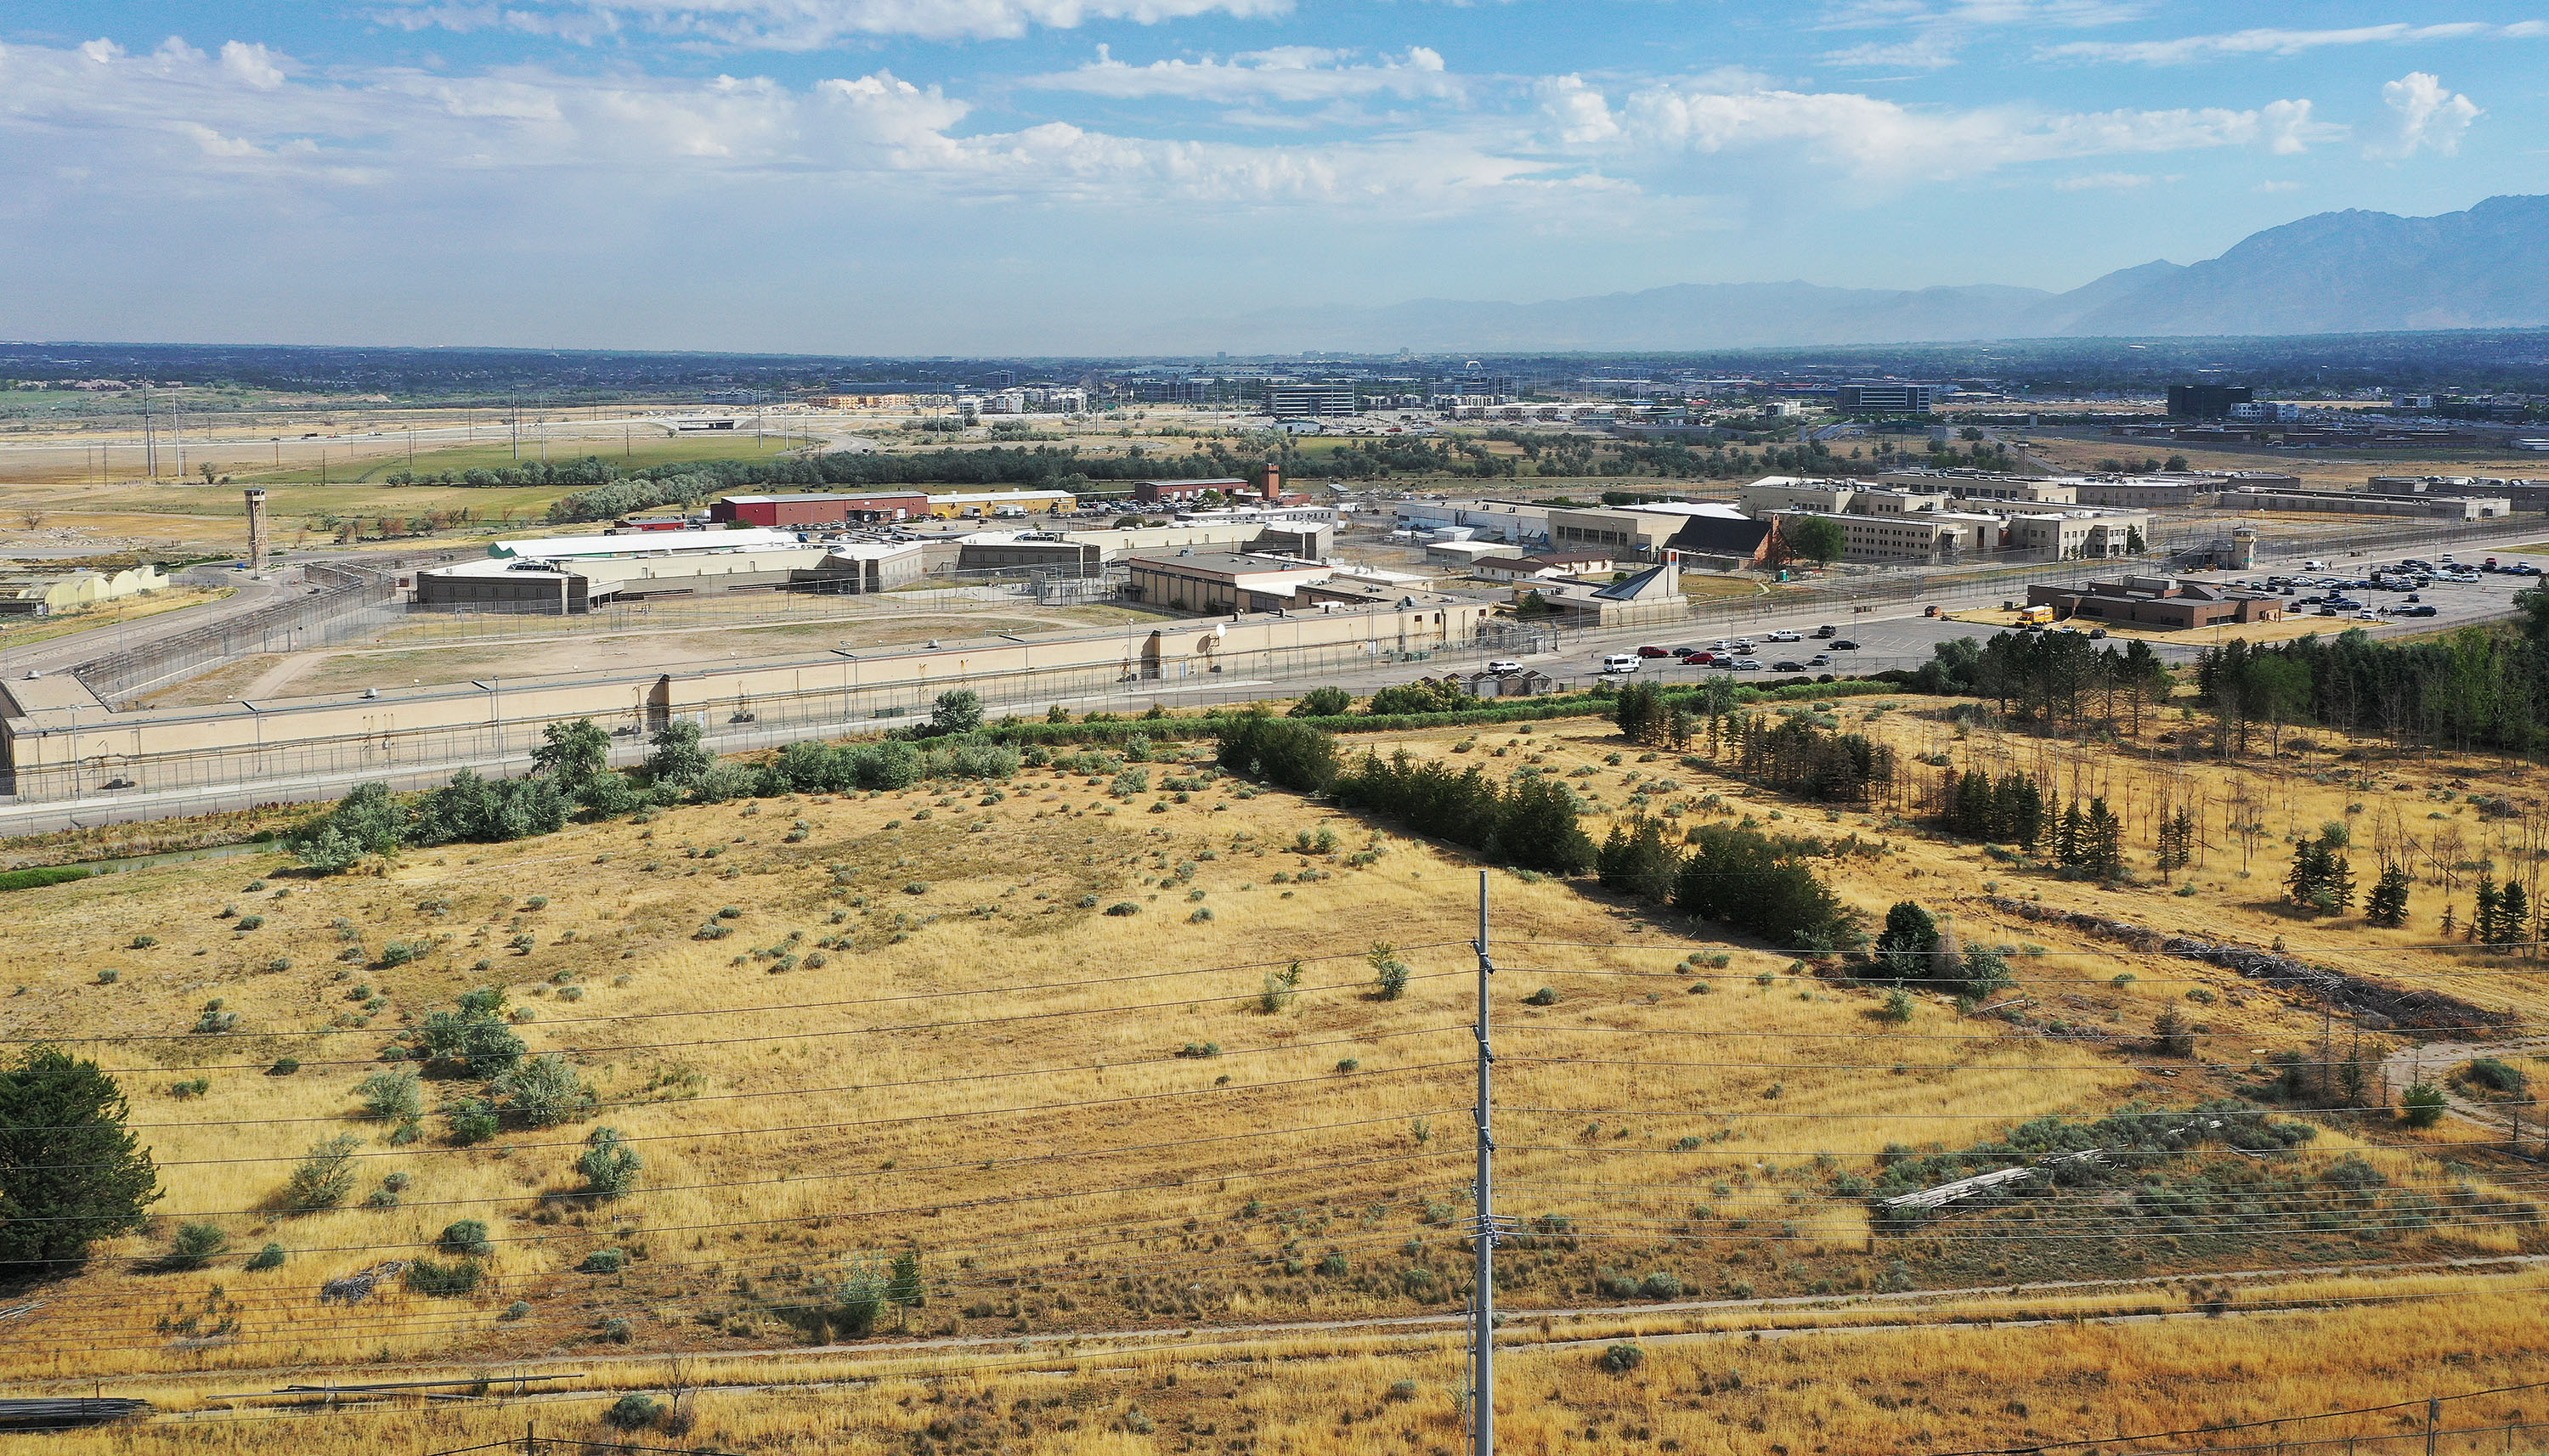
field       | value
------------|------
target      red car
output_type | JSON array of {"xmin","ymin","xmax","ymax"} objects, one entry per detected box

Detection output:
[
  {"xmin": 1679, "ymin": 650, "xmax": 1715, "ymax": 663},
  {"xmin": 1636, "ymin": 644, "xmax": 1671, "ymax": 657}
]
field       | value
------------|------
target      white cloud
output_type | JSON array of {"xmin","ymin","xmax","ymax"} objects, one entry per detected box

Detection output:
[
  {"xmin": 2254, "ymin": 179, "xmax": 2303, "ymax": 192},
  {"xmin": 2045, "ymin": 21, "xmax": 2522, "ymax": 65},
  {"xmin": 0, "ymin": 37, "xmax": 1562, "ymax": 216},
  {"xmin": 1024, "ymin": 44, "xmax": 1461, "ymax": 104},
  {"xmin": 1550, "ymin": 74, "xmax": 2343, "ymax": 176},
  {"xmin": 219, "ymin": 41, "xmax": 289, "ymax": 90},
  {"xmin": 2370, "ymin": 71, "xmax": 2479, "ymax": 158},
  {"xmin": 2054, "ymin": 170, "xmax": 2156, "ymax": 189},
  {"xmin": 1818, "ymin": 0, "xmax": 2141, "ymax": 70},
  {"xmin": 371, "ymin": 0, "xmax": 1293, "ymax": 47}
]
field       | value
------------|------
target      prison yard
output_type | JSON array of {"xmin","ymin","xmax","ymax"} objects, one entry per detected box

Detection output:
[{"xmin": 7, "ymin": 636, "xmax": 2549, "ymax": 1453}]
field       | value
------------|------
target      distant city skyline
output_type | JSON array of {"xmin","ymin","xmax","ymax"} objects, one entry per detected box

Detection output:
[{"xmin": 3, "ymin": 1, "xmax": 2543, "ymax": 353}]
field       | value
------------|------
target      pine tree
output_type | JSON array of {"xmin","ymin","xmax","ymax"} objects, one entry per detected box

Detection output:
[
  {"xmin": 887, "ymin": 1250, "xmax": 926, "ymax": 1329},
  {"xmin": 1874, "ymin": 900, "xmax": 1942, "ymax": 981},
  {"xmin": 0, "ymin": 1047, "xmax": 162, "ymax": 1273},
  {"xmin": 2365, "ymin": 863, "xmax": 2411, "ymax": 928},
  {"xmin": 2440, "ymin": 903, "xmax": 2457, "ymax": 940},
  {"xmin": 2054, "ymin": 801, "xmax": 2085, "ymax": 869},
  {"xmin": 2317, "ymin": 829, "xmax": 2355, "ymax": 915},
  {"xmin": 2473, "ymin": 878, "xmax": 2501, "ymax": 944},
  {"xmin": 2285, "ymin": 838, "xmax": 2327, "ymax": 907},
  {"xmin": 2083, "ymin": 798, "xmax": 2124, "ymax": 882},
  {"xmin": 2494, "ymin": 881, "xmax": 2530, "ymax": 948}
]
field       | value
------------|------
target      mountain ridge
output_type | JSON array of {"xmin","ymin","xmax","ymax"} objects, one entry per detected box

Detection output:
[{"xmin": 1165, "ymin": 195, "xmax": 2549, "ymax": 353}]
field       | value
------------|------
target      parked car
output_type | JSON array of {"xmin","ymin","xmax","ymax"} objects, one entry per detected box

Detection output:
[
  {"xmin": 1772, "ymin": 660, "xmax": 1806, "ymax": 672},
  {"xmin": 2317, "ymin": 607, "xmax": 2340, "ymax": 616},
  {"xmin": 1812, "ymin": 624, "xmax": 1839, "ymax": 638},
  {"xmin": 1731, "ymin": 658, "xmax": 1763, "ymax": 671},
  {"xmin": 1486, "ymin": 659, "xmax": 1523, "ymax": 676},
  {"xmin": 1766, "ymin": 629, "xmax": 1802, "ymax": 642},
  {"xmin": 2403, "ymin": 604, "xmax": 2440, "ymax": 617},
  {"xmin": 1830, "ymin": 639, "xmax": 1860, "ymax": 650},
  {"xmin": 1602, "ymin": 654, "xmax": 1641, "ymax": 674},
  {"xmin": 1636, "ymin": 644, "xmax": 1671, "ymax": 657},
  {"xmin": 2088, "ymin": 628, "xmax": 2109, "ymax": 639},
  {"xmin": 1806, "ymin": 653, "xmax": 1832, "ymax": 668}
]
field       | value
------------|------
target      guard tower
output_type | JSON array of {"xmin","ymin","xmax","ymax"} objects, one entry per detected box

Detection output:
[
  {"xmin": 2230, "ymin": 525, "xmax": 2258, "ymax": 572},
  {"xmin": 244, "ymin": 488, "xmax": 271, "ymax": 573}
]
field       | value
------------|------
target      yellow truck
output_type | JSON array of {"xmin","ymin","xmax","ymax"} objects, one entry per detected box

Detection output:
[{"xmin": 2015, "ymin": 605, "xmax": 2056, "ymax": 626}]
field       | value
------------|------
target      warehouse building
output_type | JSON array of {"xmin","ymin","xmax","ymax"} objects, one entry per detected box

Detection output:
[
  {"xmin": 711, "ymin": 492, "xmax": 930, "ymax": 527},
  {"xmin": 416, "ymin": 543, "xmax": 923, "ymax": 612},
  {"xmin": 1122, "ymin": 552, "xmax": 1337, "ymax": 614},
  {"xmin": 2221, "ymin": 487, "xmax": 2512, "ymax": 520},
  {"xmin": 924, "ymin": 490, "xmax": 1075, "ymax": 517},
  {"xmin": 488, "ymin": 528, "xmax": 800, "ymax": 560}
]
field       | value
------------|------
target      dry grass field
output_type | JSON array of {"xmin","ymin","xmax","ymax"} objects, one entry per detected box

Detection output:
[{"xmin": 5, "ymin": 702, "xmax": 2548, "ymax": 1451}]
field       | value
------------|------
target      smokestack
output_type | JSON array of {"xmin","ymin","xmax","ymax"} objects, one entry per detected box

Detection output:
[{"xmin": 244, "ymin": 488, "xmax": 270, "ymax": 573}]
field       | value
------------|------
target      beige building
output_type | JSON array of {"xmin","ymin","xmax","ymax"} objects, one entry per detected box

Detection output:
[
  {"xmin": 2002, "ymin": 509, "xmax": 2151, "ymax": 559},
  {"xmin": 1874, "ymin": 469, "xmax": 2079, "ymax": 505},
  {"xmin": 1772, "ymin": 509, "xmax": 1999, "ymax": 564},
  {"xmin": 2222, "ymin": 488, "xmax": 2511, "ymax": 521},
  {"xmin": 1546, "ymin": 505, "xmax": 1684, "ymax": 560},
  {"xmin": 1122, "ymin": 552, "xmax": 1338, "ymax": 613}
]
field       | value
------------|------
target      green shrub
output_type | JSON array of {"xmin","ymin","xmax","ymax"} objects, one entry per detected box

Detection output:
[
  {"xmin": 578, "ymin": 1127, "xmax": 641, "ymax": 1196},
  {"xmin": 281, "ymin": 1135, "xmax": 363, "ymax": 1212},
  {"xmin": 246, "ymin": 1242, "xmax": 286, "ymax": 1272},
  {"xmin": 579, "ymin": 1247, "xmax": 626, "ymax": 1274},
  {"xmin": 168, "ymin": 1222, "xmax": 227, "ymax": 1270},
  {"xmin": 0, "ymin": 866, "xmax": 93, "ymax": 892},
  {"xmin": 406, "ymin": 1259, "xmax": 483, "ymax": 1297},
  {"xmin": 2402, "ymin": 1082, "xmax": 2449, "ymax": 1129},
  {"xmin": 439, "ymin": 1219, "xmax": 493, "ymax": 1257},
  {"xmin": 1521, "ymin": 985, "xmax": 1557, "ymax": 1007},
  {"xmin": 604, "ymin": 1393, "xmax": 661, "ymax": 1430},
  {"xmin": 1599, "ymin": 1343, "xmax": 1646, "ymax": 1374}
]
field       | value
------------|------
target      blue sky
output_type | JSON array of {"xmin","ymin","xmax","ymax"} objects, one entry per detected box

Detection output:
[{"xmin": 3, "ymin": 1, "xmax": 2543, "ymax": 353}]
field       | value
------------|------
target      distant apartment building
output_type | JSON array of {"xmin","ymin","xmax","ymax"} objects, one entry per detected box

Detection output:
[
  {"xmin": 1834, "ymin": 383, "xmax": 1938, "ymax": 414},
  {"xmin": 1264, "ymin": 386, "xmax": 1362, "ymax": 417},
  {"xmin": 2229, "ymin": 401, "xmax": 2303, "ymax": 421},
  {"xmin": 2167, "ymin": 384, "xmax": 2253, "ymax": 419}
]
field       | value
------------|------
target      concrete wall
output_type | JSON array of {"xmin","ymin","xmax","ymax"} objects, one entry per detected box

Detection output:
[{"xmin": 0, "ymin": 601, "xmax": 1487, "ymax": 803}]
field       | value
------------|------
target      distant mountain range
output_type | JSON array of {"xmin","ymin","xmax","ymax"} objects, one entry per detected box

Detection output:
[{"xmin": 1174, "ymin": 195, "xmax": 2549, "ymax": 353}]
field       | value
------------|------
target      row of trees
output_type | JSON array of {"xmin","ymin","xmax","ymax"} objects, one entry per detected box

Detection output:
[
  {"xmin": 1727, "ymin": 714, "xmax": 1895, "ymax": 803},
  {"xmin": 2198, "ymin": 627, "xmax": 2549, "ymax": 755},
  {"xmin": 1597, "ymin": 820, "xmax": 1854, "ymax": 951},
  {"xmin": 1326, "ymin": 748, "xmax": 1597, "ymax": 875},
  {"xmin": 1922, "ymin": 632, "xmax": 2174, "ymax": 733},
  {"xmin": 544, "ymin": 442, "xmax": 1286, "ymax": 522}
]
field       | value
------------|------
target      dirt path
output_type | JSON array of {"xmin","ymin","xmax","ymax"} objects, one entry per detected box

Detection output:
[{"xmin": 2382, "ymin": 1038, "xmax": 2549, "ymax": 1132}]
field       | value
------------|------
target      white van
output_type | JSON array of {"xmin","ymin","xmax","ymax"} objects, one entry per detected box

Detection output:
[{"xmin": 1601, "ymin": 654, "xmax": 1641, "ymax": 674}]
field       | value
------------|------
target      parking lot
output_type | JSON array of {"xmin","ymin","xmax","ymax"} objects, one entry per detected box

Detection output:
[{"xmin": 1558, "ymin": 547, "xmax": 2549, "ymax": 683}]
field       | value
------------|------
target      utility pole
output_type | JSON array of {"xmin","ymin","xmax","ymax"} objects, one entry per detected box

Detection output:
[{"xmin": 1472, "ymin": 868, "xmax": 1497, "ymax": 1456}]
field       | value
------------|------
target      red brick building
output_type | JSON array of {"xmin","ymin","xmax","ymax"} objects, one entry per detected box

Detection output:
[{"xmin": 711, "ymin": 492, "xmax": 930, "ymax": 528}]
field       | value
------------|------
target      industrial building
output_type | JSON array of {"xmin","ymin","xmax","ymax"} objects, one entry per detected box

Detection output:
[
  {"xmin": 1471, "ymin": 552, "xmax": 1619, "ymax": 582},
  {"xmin": 1131, "ymin": 477, "xmax": 1247, "ymax": 506},
  {"xmin": 2368, "ymin": 476, "xmax": 2549, "ymax": 511},
  {"xmin": 924, "ymin": 490, "xmax": 1076, "ymax": 517},
  {"xmin": 711, "ymin": 492, "xmax": 929, "ymax": 527},
  {"xmin": 1390, "ymin": 498, "xmax": 1552, "ymax": 548},
  {"xmin": 415, "ymin": 543, "xmax": 924, "ymax": 612},
  {"xmin": 2222, "ymin": 487, "xmax": 2512, "ymax": 521},
  {"xmin": 1874, "ymin": 469, "xmax": 2078, "ymax": 505},
  {"xmin": 1512, "ymin": 562, "xmax": 1686, "ymax": 627},
  {"xmin": 0, "ymin": 564, "xmax": 167, "ymax": 617},
  {"xmin": 487, "ymin": 528, "xmax": 800, "ymax": 560},
  {"xmin": 1122, "ymin": 553, "xmax": 1340, "ymax": 614},
  {"xmin": 2026, "ymin": 576, "xmax": 2284, "ymax": 630}
]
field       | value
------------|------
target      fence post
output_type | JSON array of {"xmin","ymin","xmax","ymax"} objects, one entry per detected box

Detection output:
[{"xmin": 2427, "ymin": 1397, "xmax": 2440, "ymax": 1456}]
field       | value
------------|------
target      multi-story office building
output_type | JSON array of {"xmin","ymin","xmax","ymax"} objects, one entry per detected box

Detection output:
[{"xmin": 1834, "ymin": 383, "xmax": 1938, "ymax": 414}]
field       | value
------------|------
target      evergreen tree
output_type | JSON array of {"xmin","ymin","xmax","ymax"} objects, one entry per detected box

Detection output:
[
  {"xmin": 1874, "ymin": 901, "xmax": 1941, "ymax": 981},
  {"xmin": 0, "ymin": 1047, "xmax": 161, "ymax": 1274},
  {"xmin": 2083, "ymin": 798, "xmax": 2124, "ymax": 881},
  {"xmin": 1596, "ymin": 817, "xmax": 1681, "ymax": 905},
  {"xmin": 2006, "ymin": 777, "xmax": 2045, "ymax": 852},
  {"xmin": 2365, "ymin": 863, "xmax": 2412, "ymax": 928},
  {"xmin": 2054, "ymin": 801, "xmax": 2085, "ymax": 868},
  {"xmin": 887, "ymin": 1250, "xmax": 926, "ymax": 1329},
  {"xmin": 2493, "ymin": 881, "xmax": 2530, "ymax": 948},
  {"xmin": 2473, "ymin": 878, "xmax": 2501, "ymax": 943},
  {"xmin": 2440, "ymin": 903, "xmax": 2456, "ymax": 940}
]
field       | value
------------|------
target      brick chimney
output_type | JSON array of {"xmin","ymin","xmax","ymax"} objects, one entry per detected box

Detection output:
[{"xmin": 1258, "ymin": 462, "xmax": 1282, "ymax": 500}]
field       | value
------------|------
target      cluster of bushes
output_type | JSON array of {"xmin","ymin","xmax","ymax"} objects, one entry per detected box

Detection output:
[
  {"xmin": 285, "ymin": 774, "xmax": 570, "ymax": 872},
  {"xmin": 0, "ymin": 865, "xmax": 93, "ymax": 893},
  {"xmin": 1328, "ymin": 747, "xmax": 1597, "ymax": 875},
  {"xmin": 1869, "ymin": 1103, "xmax": 2312, "ymax": 1230}
]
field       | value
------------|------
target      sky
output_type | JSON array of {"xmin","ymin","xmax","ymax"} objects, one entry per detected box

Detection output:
[{"xmin": 2, "ymin": 1, "xmax": 2544, "ymax": 354}]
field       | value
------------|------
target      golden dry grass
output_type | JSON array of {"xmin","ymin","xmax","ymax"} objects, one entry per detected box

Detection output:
[{"xmin": 4, "ymin": 708, "xmax": 2547, "ymax": 1450}]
